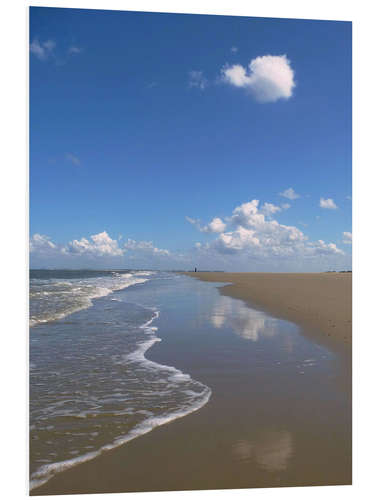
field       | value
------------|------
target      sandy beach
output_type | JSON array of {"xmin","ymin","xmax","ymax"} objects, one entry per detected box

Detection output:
[
  {"xmin": 31, "ymin": 273, "xmax": 351, "ymax": 495},
  {"xmin": 185, "ymin": 272, "xmax": 352, "ymax": 356}
]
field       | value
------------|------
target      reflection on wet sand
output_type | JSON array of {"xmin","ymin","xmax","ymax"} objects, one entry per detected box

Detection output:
[
  {"xmin": 211, "ymin": 295, "xmax": 277, "ymax": 341},
  {"xmin": 233, "ymin": 430, "xmax": 293, "ymax": 472}
]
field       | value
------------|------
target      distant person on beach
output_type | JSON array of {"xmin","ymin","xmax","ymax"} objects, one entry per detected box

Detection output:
[{"xmin": 194, "ymin": 267, "xmax": 197, "ymax": 272}]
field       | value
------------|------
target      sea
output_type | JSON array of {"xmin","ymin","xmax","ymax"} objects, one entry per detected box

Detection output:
[{"xmin": 29, "ymin": 270, "xmax": 211, "ymax": 490}]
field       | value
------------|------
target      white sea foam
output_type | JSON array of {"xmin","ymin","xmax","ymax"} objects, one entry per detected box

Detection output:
[
  {"xmin": 30, "ymin": 304, "xmax": 212, "ymax": 491},
  {"xmin": 30, "ymin": 273, "xmax": 149, "ymax": 327},
  {"xmin": 30, "ymin": 386, "xmax": 211, "ymax": 491},
  {"xmin": 30, "ymin": 382, "xmax": 210, "ymax": 491}
]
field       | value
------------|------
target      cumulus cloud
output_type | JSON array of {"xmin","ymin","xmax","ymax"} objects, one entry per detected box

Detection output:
[
  {"xmin": 279, "ymin": 187, "xmax": 300, "ymax": 200},
  {"xmin": 214, "ymin": 227, "xmax": 260, "ymax": 254},
  {"xmin": 192, "ymin": 198, "xmax": 344, "ymax": 259},
  {"xmin": 123, "ymin": 239, "xmax": 170, "ymax": 256},
  {"xmin": 66, "ymin": 231, "xmax": 124, "ymax": 257},
  {"xmin": 30, "ymin": 233, "xmax": 57, "ymax": 253},
  {"xmin": 260, "ymin": 203, "xmax": 282, "ymax": 217},
  {"xmin": 319, "ymin": 197, "xmax": 338, "ymax": 210},
  {"xmin": 188, "ymin": 70, "xmax": 208, "ymax": 90},
  {"xmin": 343, "ymin": 232, "xmax": 352, "ymax": 245},
  {"xmin": 204, "ymin": 217, "xmax": 227, "ymax": 233},
  {"xmin": 186, "ymin": 216, "xmax": 226, "ymax": 233},
  {"xmin": 222, "ymin": 55, "xmax": 295, "ymax": 103},
  {"xmin": 30, "ymin": 231, "xmax": 174, "ymax": 267},
  {"xmin": 307, "ymin": 240, "xmax": 344, "ymax": 256},
  {"xmin": 30, "ymin": 38, "xmax": 56, "ymax": 60}
]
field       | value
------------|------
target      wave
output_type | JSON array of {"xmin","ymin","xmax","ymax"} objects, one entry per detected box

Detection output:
[
  {"xmin": 30, "ymin": 272, "xmax": 149, "ymax": 327},
  {"xmin": 30, "ymin": 306, "xmax": 211, "ymax": 491}
]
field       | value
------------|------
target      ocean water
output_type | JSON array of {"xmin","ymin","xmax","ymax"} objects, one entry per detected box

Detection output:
[{"xmin": 29, "ymin": 270, "xmax": 211, "ymax": 490}]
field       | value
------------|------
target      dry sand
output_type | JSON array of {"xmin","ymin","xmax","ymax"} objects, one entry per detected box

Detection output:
[{"xmin": 185, "ymin": 272, "xmax": 352, "ymax": 356}]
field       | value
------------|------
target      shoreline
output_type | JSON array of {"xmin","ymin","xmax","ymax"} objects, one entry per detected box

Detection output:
[
  {"xmin": 31, "ymin": 273, "xmax": 351, "ymax": 495},
  {"xmin": 184, "ymin": 272, "xmax": 352, "ymax": 357}
]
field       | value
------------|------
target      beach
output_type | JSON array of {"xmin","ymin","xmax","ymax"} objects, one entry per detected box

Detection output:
[
  {"xmin": 186, "ymin": 272, "xmax": 352, "ymax": 356},
  {"xmin": 31, "ymin": 272, "xmax": 351, "ymax": 495}
]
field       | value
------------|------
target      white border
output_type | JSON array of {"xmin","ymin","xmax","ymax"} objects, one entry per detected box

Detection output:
[{"xmin": 2, "ymin": 1, "xmax": 374, "ymax": 499}]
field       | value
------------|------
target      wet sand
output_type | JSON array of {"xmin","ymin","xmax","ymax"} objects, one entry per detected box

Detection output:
[
  {"xmin": 31, "ymin": 275, "xmax": 351, "ymax": 495},
  {"xmin": 186, "ymin": 272, "xmax": 352, "ymax": 356}
]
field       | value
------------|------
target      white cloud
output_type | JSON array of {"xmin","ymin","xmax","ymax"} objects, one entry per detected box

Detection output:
[
  {"xmin": 203, "ymin": 217, "xmax": 227, "ymax": 233},
  {"xmin": 30, "ymin": 233, "xmax": 57, "ymax": 253},
  {"xmin": 307, "ymin": 240, "xmax": 344, "ymax": 256},
  {"xmin": 281, "ymin": 203, "xmax": 291, "ymax": 210},
  {"xmin": 222, "ymin": 64, "xmax": 248, "ymax": 87},
  {"xmin": 185, "ymin": 216, "xmax": 201, "ymax": 229},
  {"xmin": 186, "ymin": 216, "xmax": 226, "ymax": 233},
  {"xmin": 188, "ymin": 71, "xmax": 208, "ymax": 90},
  {"xmin": 30, "ymin": 39, "xmax": 56, "ymax": 60},
  {"xmin": 343, "ymin": 232, "xmax": 352, "ymax": 245},
  {"xmin": 214, "ymin": 226, "xmax": 260, "ymax": 254},
  {"xmin": 260, "ymin": 202, "xmax": 282, "ymax": 217},
  {"xmin": 230, "ymin": 46, "xmax": 238, "ymax": 53},
  {"xmin": 279, "ymin": 187, "xmax": 300, "ymax": 200},
  {"xmin": 192, "ymin": 199, "xmax": 344, "ymax": 259},
  {"xmin": 319, "ymin": 197, "xmax": 338, "ymax": 210},
  {"xmin": 123, "ymin": 239, "xmax": 170, "ymax": 256},
  {"xmin": 30, "ymin": 231, "xmax": 176, "ymax": 268},
  {"xmin": 68, "ymin": 46, "xmax": 83, "ymax": 54},
  {"xmin": 65, "ymin": 153, "xmax": 81, "ymax": 166},
  {"xmin": 222, "ymin": 55, "xmax": 295, "ymax": 103},
  {"xmin": 66, "ymin": 231, "xmax": 124, "ymax": 257}
]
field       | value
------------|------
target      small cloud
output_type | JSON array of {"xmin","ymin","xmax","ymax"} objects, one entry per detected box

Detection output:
[
  {"xmin": 30, "ymin": 233, "xmax": 57, "ymax": 253},
  {"xmin": 279, "ymin": 188, "xmax": 300, "ymax": 200},
  {"xmin": 319, "ymin": 197, "xmax": 338, "ymax": 210},
  {"xmin": 30, "ymin": 39, "xmax": 83, "ymax": 64},
  {"xmin": 188, "ymin": 70, "xmax": 208, "ymax": 90},
  {"xmin": 43, "ymin": 40, "xmax": 56, "ymax": 51},
  {"xmin": 65, "ymin": 153, "xmax": 81, "ymax": 166},
  {"xmin": 68, "ymin": 46, "xmax": 83, "ymax": 55},
  {"xmin": 30, "ymin": 38, "xmax": 56, "ymax": 60},
  {"xmin": 308, "ymin": 240, "xmax": 344, "ymax": 256},
  {"xmin": 260, "ymin": 203, "xmax": 281, "ymax": 217},
  {"xmin": 124, "ymin": 239, "xmax": 170, "ymax": 256},
  {"xmin": 203, "ymin": 217, "xmax": 227, "ymax": 233},
  {"xmin": 342, "ymin": 232, "xmax": 352, "ymax": 245},
  {"xmin": 231, "ymin": 46, "xmax": 238, "ymax": 53},
  {"xmin": 221, "ymin": 54, "xmax": 295, "ymax": 103},
  {"xmin": 281, "ymin": 203, "xmax": 291, "ymax": 210},
  {"xmin": 186, "ymin": 216, "xmax": 226, "ymax": 233}
]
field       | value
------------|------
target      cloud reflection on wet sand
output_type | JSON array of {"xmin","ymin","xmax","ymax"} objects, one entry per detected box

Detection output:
[
  {"xmin": 210, "ymin": 295, "xmax": 277, "ymax": 342},
  {"xmin": 233, "ymin": 430, "xmax": 293, "ymax": 472}
]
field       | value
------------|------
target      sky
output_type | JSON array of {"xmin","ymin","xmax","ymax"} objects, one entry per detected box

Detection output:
[{"xmin": 29, "ymin": 7, "xmax": 352, "ymax": 271}]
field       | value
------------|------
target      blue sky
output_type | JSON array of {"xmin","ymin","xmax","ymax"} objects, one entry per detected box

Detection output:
[{"xmin": 30, "ymin": 7, "xmax": 352, "ymax": 270}]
